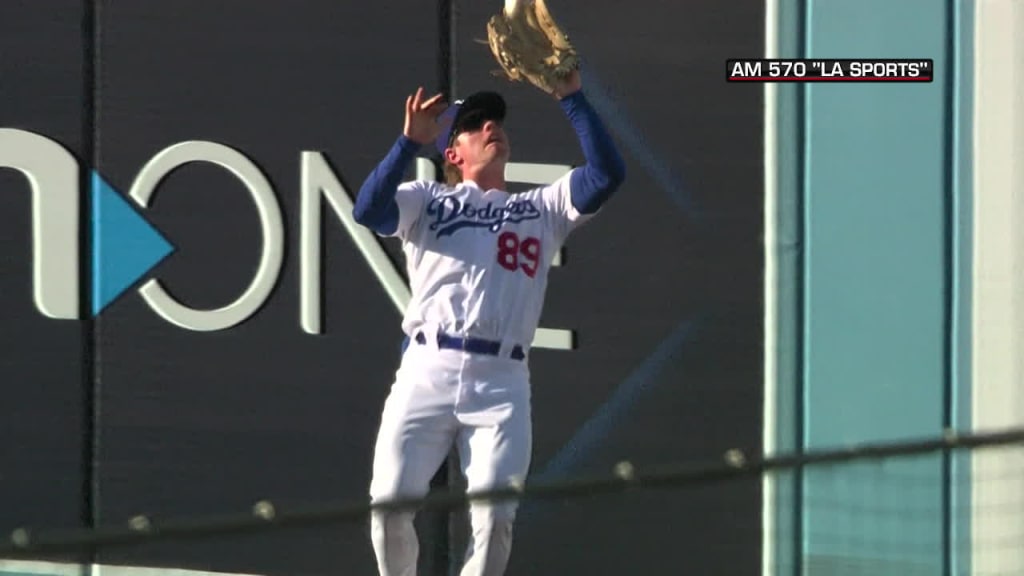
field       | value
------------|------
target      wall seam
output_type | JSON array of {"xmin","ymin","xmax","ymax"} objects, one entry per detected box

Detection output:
[
  {"xmin": 793, "ymin": 1, "xmax": 808, "ymax": 575},
  {"xmin": 79, "ymin": 1, "xmax": 100, "ymax": 573}
]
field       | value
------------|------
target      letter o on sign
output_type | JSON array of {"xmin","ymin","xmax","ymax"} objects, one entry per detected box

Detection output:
[{"xmin": 129, "ymin": 141, "xmax": 285, "ymax": 331}]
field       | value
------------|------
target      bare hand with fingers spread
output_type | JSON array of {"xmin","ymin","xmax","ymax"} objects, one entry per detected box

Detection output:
[{"xmin": 403, "ymin": 87, "xmax": 447, "ymax": 145}]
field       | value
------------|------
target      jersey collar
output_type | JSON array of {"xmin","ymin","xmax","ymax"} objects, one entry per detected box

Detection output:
[{"xmin": 459, "ymin": 179, "xmax": 508, "ymax": 195}]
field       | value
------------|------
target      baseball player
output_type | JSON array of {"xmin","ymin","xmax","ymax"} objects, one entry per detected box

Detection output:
[{"xmin": 352, "ymin": 69, "xmax": 625, "ymax": 576}]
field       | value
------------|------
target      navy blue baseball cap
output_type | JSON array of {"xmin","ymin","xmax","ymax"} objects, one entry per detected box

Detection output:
[{"xmin": 435, "ymin": 91, "xmax": 507, "ymax": 156}]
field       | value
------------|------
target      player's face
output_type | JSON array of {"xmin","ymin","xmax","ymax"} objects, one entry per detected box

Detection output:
[{"xmin": 449, "ymin": 119, "xmax": 510, "ymax": 170}]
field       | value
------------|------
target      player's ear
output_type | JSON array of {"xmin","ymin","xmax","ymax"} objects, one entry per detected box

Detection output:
[{"xmin": 444, "ymin": 146, "xmax": 462, "ymax": 167}]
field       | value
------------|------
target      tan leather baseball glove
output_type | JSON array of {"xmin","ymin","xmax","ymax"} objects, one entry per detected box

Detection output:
[{"xmin": 486, "ymin": 0, "xmax": 580, "ymax": 95}]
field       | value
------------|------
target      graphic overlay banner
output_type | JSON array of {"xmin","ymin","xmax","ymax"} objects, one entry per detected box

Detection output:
[{"xmin": 727, "ymin": 58, "xmax": 934, "ymax": 82}]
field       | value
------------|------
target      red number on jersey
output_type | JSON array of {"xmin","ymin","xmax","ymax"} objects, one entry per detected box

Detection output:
[
  {"xmin": 496, "ymin": 231, "xmax": 541, "ymax": 278},
  {"xmin": 519, "ymin": 237, "xmax": 540, "ymax": 277},
  {"xmin": 497, "ymin": 232, "xmax": 519, "ymax": 271}
]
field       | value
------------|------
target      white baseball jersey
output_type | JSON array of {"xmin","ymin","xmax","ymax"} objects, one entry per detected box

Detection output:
[{"xmin": 385, "ymin": 170, "xmax": 592, "ymax": 349}]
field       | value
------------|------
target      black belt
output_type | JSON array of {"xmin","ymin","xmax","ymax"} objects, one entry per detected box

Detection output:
[{"xmin": 409, "ymin": 331, "xmax": 525, "ymax": 361}]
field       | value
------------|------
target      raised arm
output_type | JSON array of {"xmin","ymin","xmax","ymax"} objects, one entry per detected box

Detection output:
[
  {"xmin": 554, "ymin": 71, "xmax": 627, "ymax": 214},
  {"xmin": 353, "ymin": 87, "xmax": 447, "ymax": 236}
]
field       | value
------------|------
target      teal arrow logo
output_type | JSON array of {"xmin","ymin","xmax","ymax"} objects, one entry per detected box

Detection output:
[{"xmin": 91, "ymin": 171, "xmax": 175, "ymax": 315}]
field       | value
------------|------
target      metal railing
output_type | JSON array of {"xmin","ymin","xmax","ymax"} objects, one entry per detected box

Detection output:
[{"xmin": 3, "ymin": 426, "xmax": 1022, "ymax": 558}]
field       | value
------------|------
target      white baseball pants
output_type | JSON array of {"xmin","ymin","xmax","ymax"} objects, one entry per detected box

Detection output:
[{"xmin": 369, "ymin": 336, "xmax": 532, "ymax": 576}]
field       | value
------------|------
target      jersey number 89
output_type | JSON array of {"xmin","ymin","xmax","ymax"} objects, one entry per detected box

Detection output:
[{"xmin": 497, "ymin": 231, "xmax": 540, "ymax": 278}]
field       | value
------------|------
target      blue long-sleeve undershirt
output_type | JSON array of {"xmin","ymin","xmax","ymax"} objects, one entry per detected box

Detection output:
[
  {"xmin": 352, "ymin": 89, "xmax": 626, "ymax": 235},
  {"xmin": 352, "ymin": 135, "xmax": 420, "ymax": 236},
  {"xmin": 560, "ymin": 90, "xmax": 626, "ymax": 214}
]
